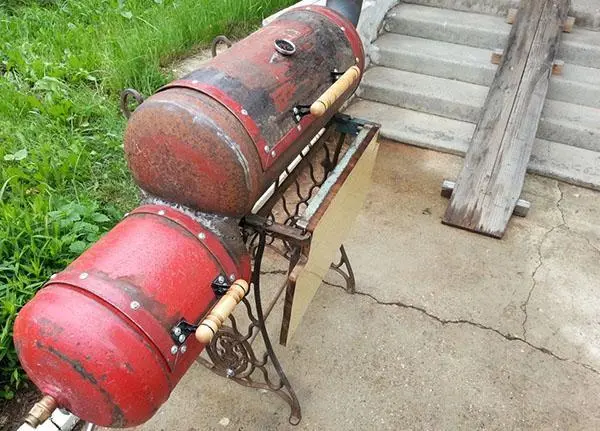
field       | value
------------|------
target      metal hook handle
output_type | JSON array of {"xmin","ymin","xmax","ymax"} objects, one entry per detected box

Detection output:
[
  {"xmin": 119, "ymin": 88, "xmax": 145, "ymax": 119},
  {"xmin": 211, "ymin": 35, "xmax": 233, "ymax": 58}
]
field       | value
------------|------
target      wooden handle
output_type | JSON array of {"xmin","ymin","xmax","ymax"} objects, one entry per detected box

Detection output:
[
  {"xmin": 310, "ymin": 66, "xmax": 361, "ymax": 117},
  {"xmin": 195, "ymin": 280, "xmax": 249, "ymax": 344}
]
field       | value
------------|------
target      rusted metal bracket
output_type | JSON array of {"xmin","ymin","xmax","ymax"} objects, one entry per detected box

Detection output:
[{"xmin": 242, "ymin": 215, "xmax": 311, "ymax": 244}]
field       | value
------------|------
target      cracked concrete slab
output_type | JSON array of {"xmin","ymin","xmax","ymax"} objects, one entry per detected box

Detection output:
[
  {"xmin": 121, "ymin": 284, "xmax": 600, "ymax": 430},
  {"xmin": 338, "ymin": 142, "xmax": 560, "ymax": 338},
  {"xmin": 525, "ymin": 227, "xmax": 600, "ymax": 372},
  {"xmin": 106, "ymin": 141, "xmax": 600, "ymax": 430}
]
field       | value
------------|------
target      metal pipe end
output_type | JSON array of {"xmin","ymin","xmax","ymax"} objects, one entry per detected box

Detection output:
[
  {"xmin": 325, "ymin": 0, "xmax": 363, "ymax": 27},
  {"xmin": 24, "ymin": 395, "xmax": 58, "ymax": 428}
]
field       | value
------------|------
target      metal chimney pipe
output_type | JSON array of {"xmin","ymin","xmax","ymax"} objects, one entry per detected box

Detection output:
[{"xmin": 325, "ymin": 0, "xmax": 363, "ymax": 26}]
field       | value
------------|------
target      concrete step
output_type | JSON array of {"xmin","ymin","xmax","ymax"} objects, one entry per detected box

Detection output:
[
  {"xmin": 360, "ymin": 66, "xmax": 600, "ymax": 151},
  {"xmin": 548, "ymin": 64, "xmax": 600, "ymax": 109},
  {"xmin": 358, "ymin": 67, "xmax": 488, "ymax": 123},
  {"xmin": 345, "ymin": 99, "xmax": 600, "ymax": 190},
  {"xmin": 385, "ymin": 4, "xmax": 600, "ymax": 68},
  {"xmin": 385, "ymin": 4, "xmax": 510, "ymax": 50},
  {"xmin": 371, "ymin": 33, "xmax": 497, "ymax": 86},
  {"xmin": 540, "ymin": 100, "xmax": 600, "ymax": 153},
  {"xmin": 561, "ymin": 30, "xmax": 600, "ymax": 68},
  {"xmin": 371, "ymin": 33, "xmax": 600, "ymax": 109},
  {"xmin": 402, "ymin": 0, "xmax": 600, "ymax": 31},
  {"xmin": 346, "ymin": 98, "xmax": 474, "ymax": 155},
  {"xmin": 401, "ymin": 0, "xmax": 518, "ymax": 17}
]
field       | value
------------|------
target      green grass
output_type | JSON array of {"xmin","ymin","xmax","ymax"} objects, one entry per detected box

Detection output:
[{"xmin": 0, "ymin": 0, "xmax": 294, "ymax": 399}]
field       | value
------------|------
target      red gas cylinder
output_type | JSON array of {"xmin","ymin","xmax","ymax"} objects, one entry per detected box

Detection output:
[
  {"xmin": 13, "ymin": 205, "xmax": 251, "ymax": 427},
  {"xmin": 124, "ymin": 6, "xmax": 364, "ymax": 216}
]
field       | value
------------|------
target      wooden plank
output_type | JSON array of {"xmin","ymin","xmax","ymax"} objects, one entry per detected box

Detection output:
[
  {"xmin": 442, "ymin": 0, "xmax": 570, "ymax": 238},
  {"xmin": 279, "ymin": 127, "xmax": 379, "ymax": 346},
  {"xmin": 441, "ymin": 180, "xmax": 531, "ymax": 217}
]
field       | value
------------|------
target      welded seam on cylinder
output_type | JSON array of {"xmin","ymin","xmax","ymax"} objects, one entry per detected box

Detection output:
[
  {"xmin": 148, "ymin": 99, "xmax": 253, "ymax": 188},
  {"xmin": 128, "ymin": 210, "xmax": 234, "ymax": 279}
]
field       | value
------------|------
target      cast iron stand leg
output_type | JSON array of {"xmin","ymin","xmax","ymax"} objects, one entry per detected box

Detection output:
[
  {"xmin": 252, "ymin": 230, "xmax": 301, "ymax": 424},
  {"xmin": 329, "ymin": 244, "xmax": 356, "ymax": 294},
  {"xmin": 197, "ymin": 229, "xmax": 301, "ymax": 425}
]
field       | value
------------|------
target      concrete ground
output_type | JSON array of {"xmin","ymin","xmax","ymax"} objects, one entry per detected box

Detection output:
[{"xmin": 116, "ymin": 140, "xmax": 600, "ymax": 430}]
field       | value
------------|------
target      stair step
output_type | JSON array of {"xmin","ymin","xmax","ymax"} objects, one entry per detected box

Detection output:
[
  {"xmin": 371, "ymin": 33, "xmax": 496, "ymax": 86},
  {"xmin": 561, "ymin": 30, "xmax": 600, "ymax": 68},
  {"xmin": 401, "ymin": 0, "xmax": 518, "ymax": 17},
  {"xmin": 385, "ymin": 4, "xmax": 511, "ymax": 50},
  {"xmin": 529, "ymin": 139, "xmax": 600, "ymax": 191},
  {"xmin": 539, "ymin": 100, "xmax": 600, "ymax": 152},
  {"xmin": 385, "ymin": 4, "xmax": 600, "ymax": 68},
  {"xmin": 402, "ymin": 0, "xmax": 600, "ymax": 31},
  {"xmin": 360, "ymin": 67, "xmax": 600, "ymax": 151},
  {"xmin": 346, "ymin": 98, "xmax": 474, "ymax": 155},
  {"xmin": 549, "ymin": 63, "xmax": 600, "ymax": 109},
  {"xmin": 371, "ymin": 34, "xmax": 600, "ymax": 108},
  {"xmin": 345, "ymin": 99, "xmax": 600, "ymax": 190},
  {"xmin": 359, "ymin": 67, "xmax": 488, "ymax": 123}
]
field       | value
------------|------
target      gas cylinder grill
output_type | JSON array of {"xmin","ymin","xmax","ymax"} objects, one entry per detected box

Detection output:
[{"xmin": 14, "ymin": 1, "xmax": 380, "ymax": 429}]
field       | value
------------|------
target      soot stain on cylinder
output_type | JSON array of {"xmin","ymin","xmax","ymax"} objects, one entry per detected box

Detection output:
[{"xmin": 35, "ymin": 340, "xmax": 127, "ymax": 426}]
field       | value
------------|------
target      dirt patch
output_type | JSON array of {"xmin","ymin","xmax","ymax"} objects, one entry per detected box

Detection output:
[
  {"xmin": 168, "ymin": 41, "xmax": 235, "ymax": 79},
  {"xmin": 0, "ymin": 383, "xmax": 41, "ymax": 431}
]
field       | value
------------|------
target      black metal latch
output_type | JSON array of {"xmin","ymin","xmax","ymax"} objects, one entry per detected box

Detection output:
[
  {"xmin": 292, "ymin": 105, "xmax": 311, "ymax": 123},
  {"xmin": 171, "ymin": 320, "xmax": 198, "ymax": 346}
]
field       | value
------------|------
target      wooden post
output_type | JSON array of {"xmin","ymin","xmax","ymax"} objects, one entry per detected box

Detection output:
[
  {"xmin": 491, "ymin": 49, "xmax": 504, "ymax": 65},
  {"xmin": 563, "ymin": 16, "xmax": 575, "ymax": 32},
  {"xmin": 442, "ymin": 0, "xmax": 570, "ymax": 238},
  {"xmin": 552, "ymin": 60, "xmax": 565, "ymax": 75}
]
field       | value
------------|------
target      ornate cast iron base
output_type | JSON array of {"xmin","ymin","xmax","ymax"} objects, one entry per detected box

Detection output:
[
  {"xmin": 197, "ymin": 229, "xmax": 302, "ymax": 425},
  {"xmin": 195, "ymin": 115, "xmax": 367, "ymax": 425},
  {"xmin": 330, "ymin": 244, "xmax": 356, "ymax": 294}
]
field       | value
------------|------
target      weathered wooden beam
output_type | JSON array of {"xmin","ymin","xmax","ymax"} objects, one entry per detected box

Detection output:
[
  {"xmin": 508, "ymin": 7, "xmax": 574, "ymax": 33},
  {"xmin": 442, "ymin": 0, "xmax": 570, "ymax": 238},
  {"xmin": 493, "ymin": 49, "xmax": 564, "ymax": 75},
  {"xmin": 441, "ymin": 180, "xmax": 531, "ymax": 217}
]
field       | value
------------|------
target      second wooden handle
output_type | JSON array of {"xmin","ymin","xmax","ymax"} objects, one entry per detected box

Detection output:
[
  {"xmin": 310, "ymin": 66, "xmax": 361, "ymax": 117},
  {"xmin": 195, "ymin": 280, "xmax": 249, "ymax": 344}
]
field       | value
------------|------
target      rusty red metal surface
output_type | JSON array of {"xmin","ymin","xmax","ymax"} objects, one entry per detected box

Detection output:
[
  {"xmin": 125, "ymin": 6, "xmax": 364, "ymax": 216},
  {"xmin": 14, "ymin": 5, "xmax": 366, "ymax": 428},
  {"xmin": 13, "ymin": 205, "xmax": 250, "ymax": 427}
]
